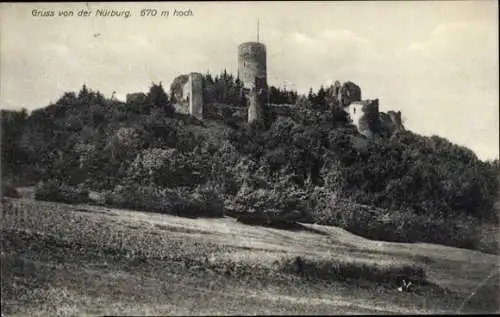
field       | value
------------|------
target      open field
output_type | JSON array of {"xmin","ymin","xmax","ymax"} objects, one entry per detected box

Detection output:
[{"xmin": 1, "ymin": 198, "xmax": 499, "ymax": 315}]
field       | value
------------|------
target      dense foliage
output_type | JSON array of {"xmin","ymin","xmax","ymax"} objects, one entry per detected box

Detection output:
[
  {"xmin": 1, "ymin": 79, "xmax": 499, "ymax": 253},
  {"xmin": 200, "ymin": 70, "xmax": 298, "ymax": 106}
]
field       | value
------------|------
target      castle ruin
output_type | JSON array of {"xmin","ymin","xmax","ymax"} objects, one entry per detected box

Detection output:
[
  {"xmin": 380, "ymin": 110, "xmax": 406, "ymax": 135},
  {"xmin": 342, "ymin": 94, "xmax": 406, "ymax": 138},
  {"xmin": 170, "ymin": 72, "xmax": 204, "ymax": 120},
  {"xmin": 164, "ymin": 36, "xmax": 404, "ymax": 135},
  {"xmin": 345, "ymin": 99, "xmax": 381, "ymax": 138},
  {"xmin": 336, "ymin": 81, "xmax": 362, "ymax": 108},
  {"xmin": 167, "ymin": 41, "xmax": 268, "ymax": 123},
  {"xmin": 237, "ymin": 42, "xmax": 268, "ymax": 123}
]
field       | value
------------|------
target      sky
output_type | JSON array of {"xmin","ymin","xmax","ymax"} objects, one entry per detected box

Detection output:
[{"xmin": 1, "ymin": 1, "xmax": 498, "ymax": 161}]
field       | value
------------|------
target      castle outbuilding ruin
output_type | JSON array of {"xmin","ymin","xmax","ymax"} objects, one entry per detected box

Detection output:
[
  {"xmin": 341, "ymin": 93, "xmax": 406, "ymax": 138},
  {"xmin": 126, "ymin": 92, "xmax": 147, "ymax": 104},
  {"xmin": 345, "ymin": 99, "xmax": 381, "ymax": 138},
  {"xmin": 336, "ymin": 81, "xmax": 362, "ymax": 108},
  {"xmin": 170, "ymin": 72, "xmax": 204, "ymax": 121},
  {"xmin": 328, "ymin": 80, "xmax": 405, "ymax": 138},
  {"xmin": 380, "ymin": 110, "xmax": 405, "ymax": 135}
]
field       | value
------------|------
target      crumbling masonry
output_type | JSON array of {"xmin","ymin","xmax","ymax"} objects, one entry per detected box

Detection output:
[{"xmin": 170, "ymin": 72, "xmax": 204, "ymax": 120}]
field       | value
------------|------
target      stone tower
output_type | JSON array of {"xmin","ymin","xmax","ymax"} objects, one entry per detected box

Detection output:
[
  {"xmin": 186, "ymin": 72, "xmax": 204, "ymax": 120},
  {"xmin": 238, "ymin": 42, "xmax": 267, "ymax": 123}
]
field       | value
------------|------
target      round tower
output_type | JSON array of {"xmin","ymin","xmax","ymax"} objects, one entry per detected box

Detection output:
[{"xmin": 237, "ymin": 42, "xmax": 267, "ymax": 91}]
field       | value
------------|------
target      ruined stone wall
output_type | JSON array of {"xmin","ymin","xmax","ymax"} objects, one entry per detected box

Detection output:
[
  {"xmin": 347, "ymin": 102, "xmax": 365, "ymax": 130},
  {"xmin": 337, "ymin": 81, "xmax": 362, "ymax": 107},
  {"xmin": 171, "ymin": 74, "xmax": 189, "ymax": 115},
  {"xmin": 387, "ymin": 111, "xmax": 405, "ymax": 132},
  {"xmin": 170, "ymin": 72, "xmax": 204, "ymax": 120},
  {"xmin": 247, "ymin": 88, "xmax": 261, "ymax": 123},
  {"xmin": 126, "ymin": 92, "xmax": 147, "ymax": 104},
  {"xmin": 266, "ymin": 104, "xmax": 293, "ymax": 117},
  {"xmin": 189, "ymin": 73, "xmax": 204, "ymax": 120},
  {"xmin": 325, "ymin": 80, "xmax": 361, "ymax": 110},
  {"xmin": 379, "ymin": 110, "xmax": 405, "ymax": 135},
  {"xmin": 346, "ymin": 99, "xmax": 380, "ymax": 138}
]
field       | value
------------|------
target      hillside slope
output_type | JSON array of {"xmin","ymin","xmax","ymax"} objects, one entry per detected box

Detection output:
[
  {"xmin": 2, "ymin": 198, "xmax": 498, "ymax": 316},
  {"xmin": 3, "ymin": 86, "xmax": 499, "ymax": 255}
]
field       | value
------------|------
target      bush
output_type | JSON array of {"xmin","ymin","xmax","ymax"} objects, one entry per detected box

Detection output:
[
  {"xmin": 6, "ymin": 82, "xmax": 500, "ymax": 255},
  {"xmin": 330, "ymin": 131, "xmax": 500, "ymax": 223},
  {"xmin": 1, "ymin": 181, "xmax": 20, "ymax": 198},
  {"xmin": 278, "ymin": 255, "xmax": 427, "ymax": 286},
  {"xmin": 104, "ymin": 183, "xmax": 171, "ymax": 213},
  {"xmin": 127, "ymin": 148, "xmax": 208, "ymax": 189},
  {"xmin": 189, "ymin": 185, "xmax": 225, "ymax": 217},
  {"xmin": 104, "ymin": 183, "xmax": 224, "ymax": 218},
  {"xmin": 34, "ymin": 180, "xmax": 89, "ymax": 204},
  {"xmin": 231, "ymin": 184, "xmax": 309, "ymax": 227},
  {"xmin": 307, "ymin": 191, "xmax": 499, "ymax": 254}
]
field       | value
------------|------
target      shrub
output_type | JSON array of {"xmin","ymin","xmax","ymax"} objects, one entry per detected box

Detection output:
[
  {"xmin": 126, "ymin": 148, "xmax": 208, "ymax": 189},
  {"xmin": 278, "ymin": 255, "xmax": 427, "ymax": 287},
  {"xmin": 34, "ymin": 180, "xmax": 89, "ymax": 204},
  {"xmin": 104, "ymin": 183, "xmax": 224, "ymax": 218},
  {"xmin": 5, "ymin": 82, "xmax": 500, "ymax": 255},
  {"xmin": 1, "ymin": 181, "xmax": 20, "ymax": 198},
  {"xmin": 104, "ymin": 183, "xmax": 173, "ymax": 213},
  {"xmin": 232, "ymin": 184, "xmax": 309, "ymax": 226},
  {"xmin": 307, "ymin": 193, "xmax": 499, "ymax": 254},
  {"xmin": 190, "ymin": 185, "xmax": 225, "ymax": 217},
  {"xmin": 329, "ymin": 131, "xmax": 500, "ymax": 223}
]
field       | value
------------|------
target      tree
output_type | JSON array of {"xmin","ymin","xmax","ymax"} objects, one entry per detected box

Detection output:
[
  {"xmin": 269, "ymin": 86, "xmax": 280, "ymax": 104},
  {"xmin": 315, "ymin": 85, "xmax": 327, "ymax": 109},
  {"xmin": 56, "ymin": 92, "xmax": 78, "ymax": 106},
  {"xmin": 234, "ymin": 77, "xmax": 245, "ymax": 106},
  {"xmin": 148, "ymin": 82, "xmax": 174, "ymax": 116},
  {"xmin": 148, "ymin": 82, "xmax": 169, "ymax": 107},
  {"xmin": 78, "ymin": 84, "xmax": 90, "ymax": 100},
  {"xmin": 307, "ymin": 87, "xmax": 316, "ymax": 105},
  {"xmin": 1, "ymin": 108, "xmax": 29, "ymax": 177}
]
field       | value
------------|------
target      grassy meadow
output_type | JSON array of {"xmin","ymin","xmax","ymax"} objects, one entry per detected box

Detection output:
[{"xmin": 1, "ymin": 197, "xmax": 499, "ymax": 316}]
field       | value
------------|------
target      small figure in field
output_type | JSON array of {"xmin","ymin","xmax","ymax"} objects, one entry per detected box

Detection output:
[
  {"xmin": 398, "ymin": 279, "xmax": 413, "ymax": 292},
  {"xmin": 295, "ymin": 256, "xmax": 304, "ymax": 276}
]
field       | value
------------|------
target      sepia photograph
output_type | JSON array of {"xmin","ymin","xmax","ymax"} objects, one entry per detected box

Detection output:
[{"xmin": 1, "ymin": 1, "xmax": 499, "ymax": 315}]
